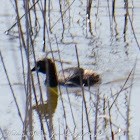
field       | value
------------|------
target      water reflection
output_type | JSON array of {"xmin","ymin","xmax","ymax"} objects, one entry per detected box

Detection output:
[{"xmin": 33, "ymin": 87, "xmax": 58, "ymax": 118}]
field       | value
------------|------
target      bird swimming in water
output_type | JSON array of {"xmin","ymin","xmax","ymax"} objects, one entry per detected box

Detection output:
[
  {"xmin": 31, "ymin": 58, "xmax": 101, "ymax": 87},
  {"xmin": 32, "ymin": 58, "xmax": 59, "ymax": 118}
]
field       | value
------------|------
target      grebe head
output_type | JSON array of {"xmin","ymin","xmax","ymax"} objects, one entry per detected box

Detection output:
[{"xmin": 31, "ymin": 59, "xmax": 46, "ymax": 74}]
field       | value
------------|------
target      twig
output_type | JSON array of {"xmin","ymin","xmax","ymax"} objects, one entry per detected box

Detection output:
[
  {"xmin": 75, "ymin": 45, "xmax": 92, "ymax": 139},
  {"xmin": 94, "ymin": 89, "xmax": 99, "ymax": 140},
  {"xmin": 56, "ymin": 35, "xmax": 76, "ymax": 130},
  {"xmin": 108, "ymin": 101, "xmax": 115, "ymax": 140},
  {"xmin": 0, "ymin": 127, "xmax": 6, "ymax": 140},
  {"xmin": 107, "ymin": 0, "xmax": 113, "ymax": 31},
  {"xmin": 0, "ymin": 51, "xmax": 24, "ymax": 123},
  {"xmin": 58, "ymin": 85, "xmax": 69, "ymax": 140},
  {"xmin": 126, "ymin": 57, "xmax": 137, "ymax": 139},
  {"xmin": 110, "ymin": 68, "xmax": 133, "ymax": 110},
  {"xmin": 5, "ymin": 0, "xmax": 40, "ymax": 34},
  {"xmin": 51, "ymin": 0, "xmax": 76, "ymax": 30},
  {"xmin": 75, "ymin": 45, "xmax": 80, "ymax": 68},
  {"xmin": 128, "ymin": 11, "xmax": 140, "ymax": 49},
  {"xmin": 24, "ymin": 0, "xmax": 33, "ymax": 139}
]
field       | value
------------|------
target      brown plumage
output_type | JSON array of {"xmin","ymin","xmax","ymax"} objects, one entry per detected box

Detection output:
[{"xmin": 31, "ymin": 58, "xmax": 101, "ymax": 87}]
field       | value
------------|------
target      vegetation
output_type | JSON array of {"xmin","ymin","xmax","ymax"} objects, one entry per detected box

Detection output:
[{"xmin": 1, "ymin": 0, "xmax": 138, "ymax": 139}]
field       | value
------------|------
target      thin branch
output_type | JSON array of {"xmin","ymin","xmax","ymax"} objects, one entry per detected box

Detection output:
[
  {"xmin": 110, "ymin": 68, "xmax": 133, "ymax": 110},
  {"xmin": 0, "ymin": 51, "xmax": 24, "ymax": 124}
]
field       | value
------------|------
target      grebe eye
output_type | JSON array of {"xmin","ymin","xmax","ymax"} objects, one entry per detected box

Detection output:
[{"xmin": 37, "ymin": 66, "xmax": 40, "ymax": 71}]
